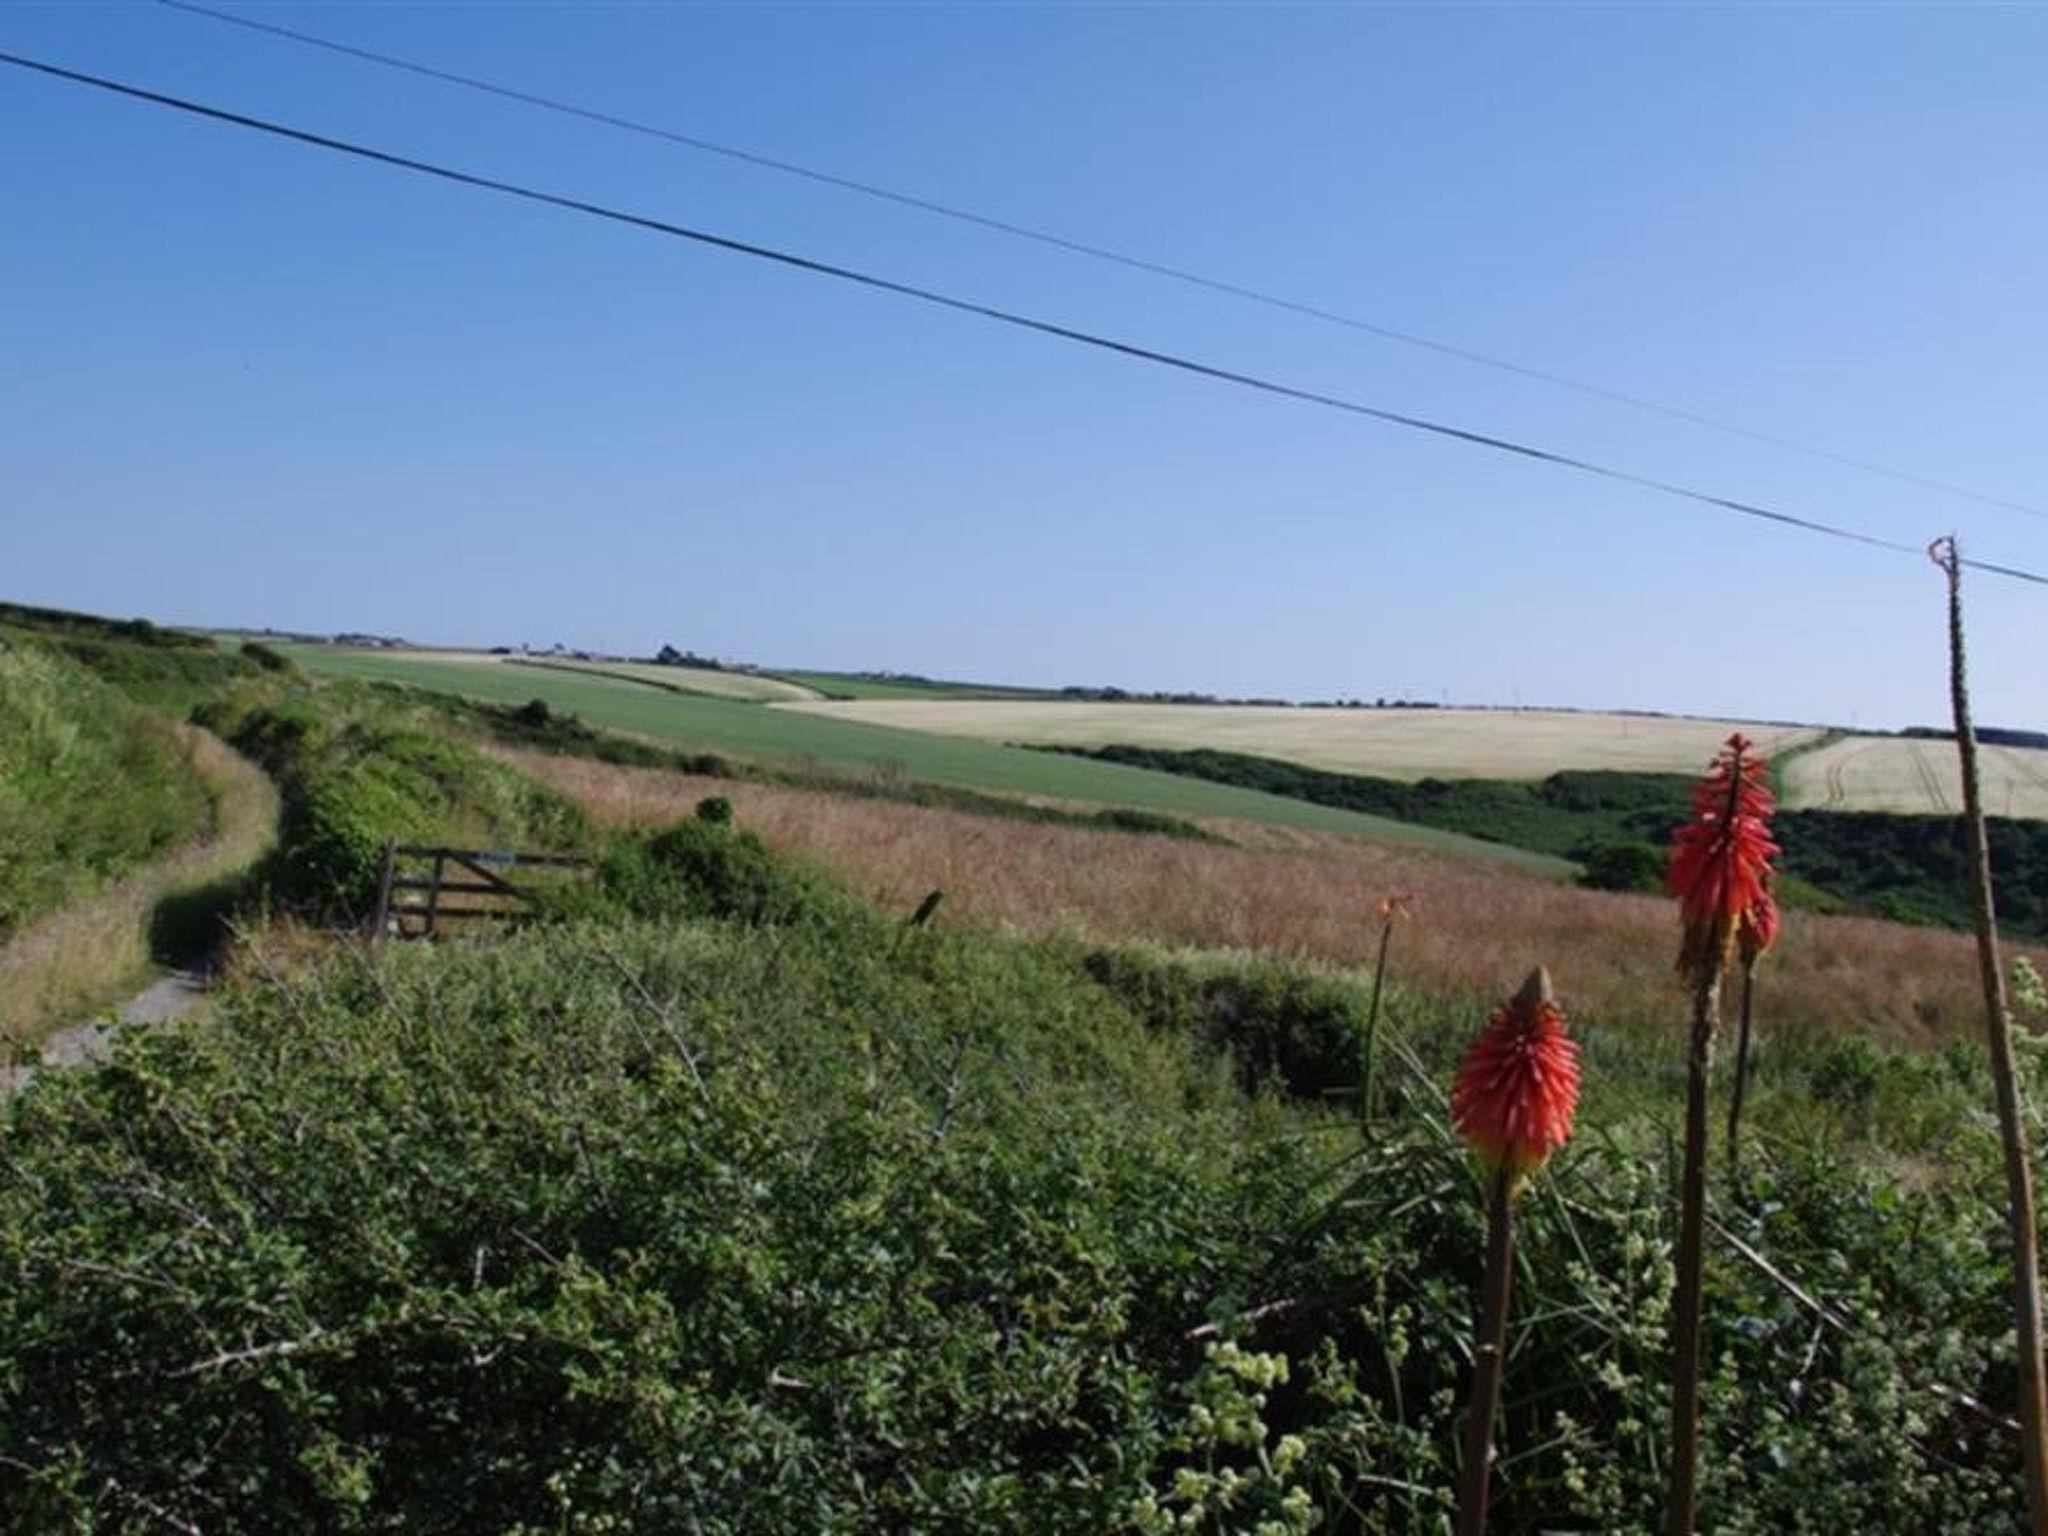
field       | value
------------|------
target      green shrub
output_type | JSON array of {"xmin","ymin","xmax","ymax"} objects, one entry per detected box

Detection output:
[
  {"xmin": 1084, "ymin": 945, "xmax": 1366, "ymax": 1100},
  {"xmin": 574, "ymin": 818, "xmax": 850, "ymax": 931},
  {"xmin": 1578, "ymin": 840, "xmax": 1666, "ymax": 893},
  {"xmin": 239, "ymin": 640, "xmax": 296, "ymax": 674}
]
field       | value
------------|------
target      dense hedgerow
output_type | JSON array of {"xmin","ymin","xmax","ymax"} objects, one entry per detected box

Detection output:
[
  {"xmin": 197, "ymin": 684, "xmax": 587, "ymax": 918},
  {"xmin": 0, "ymin": 644, "xmax": 212, "ymax": 936},
  {"xmin": 0, "ymin": 815, "xmax": 2036, "ymax": 1530},
  {"xmin": 0, "ymin": 601, "xmax": 262, "ymax": 711}
]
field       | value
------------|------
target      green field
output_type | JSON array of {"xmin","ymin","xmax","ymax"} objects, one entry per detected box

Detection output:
[
  {"xmin": 768, "ymin": 669, "xmax": 1062, "ymax": 701},
  {"xmin": 509, "ymin": 657, "xmax": 823, "ymax": 703},
  {"xmin": 280, "ymin": 647, "xmax": 1567, "ymax": 871}
]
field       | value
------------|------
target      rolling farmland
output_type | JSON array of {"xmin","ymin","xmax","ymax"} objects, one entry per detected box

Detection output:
[
  {"xmin": 1781, "ymin": 734, "xmax": 2048, "ymax": 818},
  {"xmin": 277, "ymin": 647, "xmax": 1567, "ymax": 868},
  {"xmin": 777, "ymin": 700, "xmax": 1822, "ymax": 780}
]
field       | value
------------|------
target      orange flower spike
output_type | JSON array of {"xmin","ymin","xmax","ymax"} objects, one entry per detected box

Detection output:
[
  {"xmin": 1451, "ymin": 968, "xmax": 1582, "ymax": 1186},
  {"xmin": 1377, "ymin": 891, "xmax": 1416, "ymax": 925},
  {"xmin": 1667, "ymin": 733, "xmax": 1780, "ymax": 980},
  {"xmin": 1737, "ymin": 887, "xmax": 1780, "ymax": 963}
]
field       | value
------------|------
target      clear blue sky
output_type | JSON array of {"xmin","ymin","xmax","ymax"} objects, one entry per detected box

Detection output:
[{"xmin": 7, "ymin": 2, "xmax": 2047, "ymax": 730}]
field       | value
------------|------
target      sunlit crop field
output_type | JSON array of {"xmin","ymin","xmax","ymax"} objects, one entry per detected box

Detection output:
[
  {"xmin": 1781, "ymin": 735, "xmax": 2048, "ymax": 818},
  {"xmin": 776, "ymin": 701, "xmax": 1821, "ymax": 780},
  {"xmin": 508, "ymin": 657, "xmax": 823, "ymax": 703}
]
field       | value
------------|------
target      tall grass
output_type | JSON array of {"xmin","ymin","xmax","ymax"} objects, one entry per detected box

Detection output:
[
  {"xmin": 503, "ymin": 749, "xmax": 2038, "ymax": 1052},
  {"xmin": 0, "ymin": 725, "xmax": 277, "ymax": 1046},
  {"xmin": 0, "ymin": 646, "xmax": 212, "ymax": 932}
]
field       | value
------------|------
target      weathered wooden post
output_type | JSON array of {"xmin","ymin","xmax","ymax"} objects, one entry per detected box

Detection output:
[
  {"xmin": 368, "ymin": 839, "xmax": 397, "ymax": 944},
  {"xmin": 424, "ymin": 851, "xmax": 446, "ymax": 939}
]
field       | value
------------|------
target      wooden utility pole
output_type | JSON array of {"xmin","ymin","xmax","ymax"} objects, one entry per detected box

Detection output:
[{"xmin": 1934, "ymin": 536, "xmax": 2048, "ymax": 1536}]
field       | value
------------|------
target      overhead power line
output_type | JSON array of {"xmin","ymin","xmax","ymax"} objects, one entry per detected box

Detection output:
[
  {"xmin": 157, "ymin": 0, "xmax": 2048, "ymax": 523},
  {"xmin": 6, "ymin": 47, "xmax": 2045, "ymax": 591}
]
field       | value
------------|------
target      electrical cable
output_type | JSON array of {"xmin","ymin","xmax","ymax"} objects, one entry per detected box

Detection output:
[
  {"xmin": 6, "ymin": 47, "xmax": 2043, "ymax": 589},
  {"xmin": 155, "ymin": 0, "xmax": 2048, "ymax": 522}
]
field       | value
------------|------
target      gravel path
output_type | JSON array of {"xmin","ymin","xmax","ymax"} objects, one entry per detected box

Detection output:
[{"xmin": 3, "ymin": 964, "xmax": 212, "ymax": 1096}]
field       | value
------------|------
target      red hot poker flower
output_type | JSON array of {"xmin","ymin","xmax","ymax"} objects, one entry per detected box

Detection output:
[
  {"xmin": 1667, "ymin": 733, "xmax": 1780, "ymax": 981},
  {"xmin": 1451, "ymin": 968, "xmax": 1582, "ymax": 1184},
  {"xmin": 1737, "ymin": 886, "xmax": 1780, "ymax": 964}
]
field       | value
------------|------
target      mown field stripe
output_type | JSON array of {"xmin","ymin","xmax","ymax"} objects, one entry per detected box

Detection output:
[{"xmin": 281, "ymin": 647, "xmax": 1570, "ymax": 873}]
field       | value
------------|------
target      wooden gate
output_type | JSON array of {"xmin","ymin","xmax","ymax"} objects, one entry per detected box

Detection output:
[{"xmin": 367, "ymin": 842, "xmax": 589, "ymax": 942}]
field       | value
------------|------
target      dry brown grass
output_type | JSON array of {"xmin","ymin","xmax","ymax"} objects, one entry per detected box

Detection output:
[
  {"xmin": 0, "ymin": 726, "xmax": 278, "ymax": 1046},
  {"xmin": 501, "ymin": 748, "xmax": 2035, "ymax": 1052}
]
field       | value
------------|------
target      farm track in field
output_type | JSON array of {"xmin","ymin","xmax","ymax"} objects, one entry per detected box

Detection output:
[{"xmin": 1909, "ymin": 741, "xmax": 1953, "ymax": 813}]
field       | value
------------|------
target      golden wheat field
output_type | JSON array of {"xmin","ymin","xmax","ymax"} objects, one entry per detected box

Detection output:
[
  {"xmin": 773, "ymin": 701, "xmax": 1821, "ymax": 780},
  {"xmin": 1780, "ymin": 734, "xmax": 2048, "ymax": 818},
  {"xmin": 498, "ymin": 747, "xmax": 2032, "ymax": 1052}
]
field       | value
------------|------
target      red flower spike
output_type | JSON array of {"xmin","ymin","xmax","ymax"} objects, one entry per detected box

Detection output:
[
  {"xmin": 1451, "ymin": 967, "xmax": 1582, "ymax": 1184},
  {"xmin": 1668, "ymin": 733, "xmax": 1780, "ymax": 980}
]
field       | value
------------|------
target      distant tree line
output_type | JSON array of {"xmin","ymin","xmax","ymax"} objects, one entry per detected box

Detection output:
[{"xmin": 1900, "ymin": 724, "xmax": 2048, "ymax": 751}]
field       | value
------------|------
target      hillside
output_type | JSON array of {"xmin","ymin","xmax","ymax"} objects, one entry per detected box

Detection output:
[
  {"xmin": 275, "ymin": 646, "xmax": 1566, "ymax": 870},
  {"xmin": 0, "ymin": 613, "xmax": 278, "ymax": 1040},
  {"xmin": 0, "ymin": 644, "xmax": 212, "ymax": 937}
]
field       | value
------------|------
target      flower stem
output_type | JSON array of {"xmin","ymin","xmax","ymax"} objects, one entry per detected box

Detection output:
[
  {"xmin": 1936, "ymin": 538, "xmax": 2048, "ymax": 1534},
  {"xmin": 1665, "ymin": 968, "xmax": 1719, "ymax": 1536},
  {"xmin": 1456, "ymin": 1165, "xmax": 1516, "ymax": 1536},
  {"xmin": 1361, "ymin": 920, "xmax": 1394, "ymax": 1127},
  {"xmin": 1725, "ymin": 958, "xmax": 1758, "ymax": 1183}
]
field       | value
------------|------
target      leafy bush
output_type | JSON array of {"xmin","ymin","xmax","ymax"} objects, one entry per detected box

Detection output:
[
  {"xmin": 0, "ymin": 916, "xmax": 1301, "ymax": 1530},
  {"xmin": 239, "ymin": 640, "xmax": 296, "ymax": 673},
  {"xmin": 572, "ymin": 818, "xmax": 851, "ymax": 931},
  {"xmin": 1579, "ymin": 840, "xmax": 1667, "ymax": 892},
  {"xmin": 1084, "ymin": 945, "xmax": 1366, "ymax": 1100}
]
